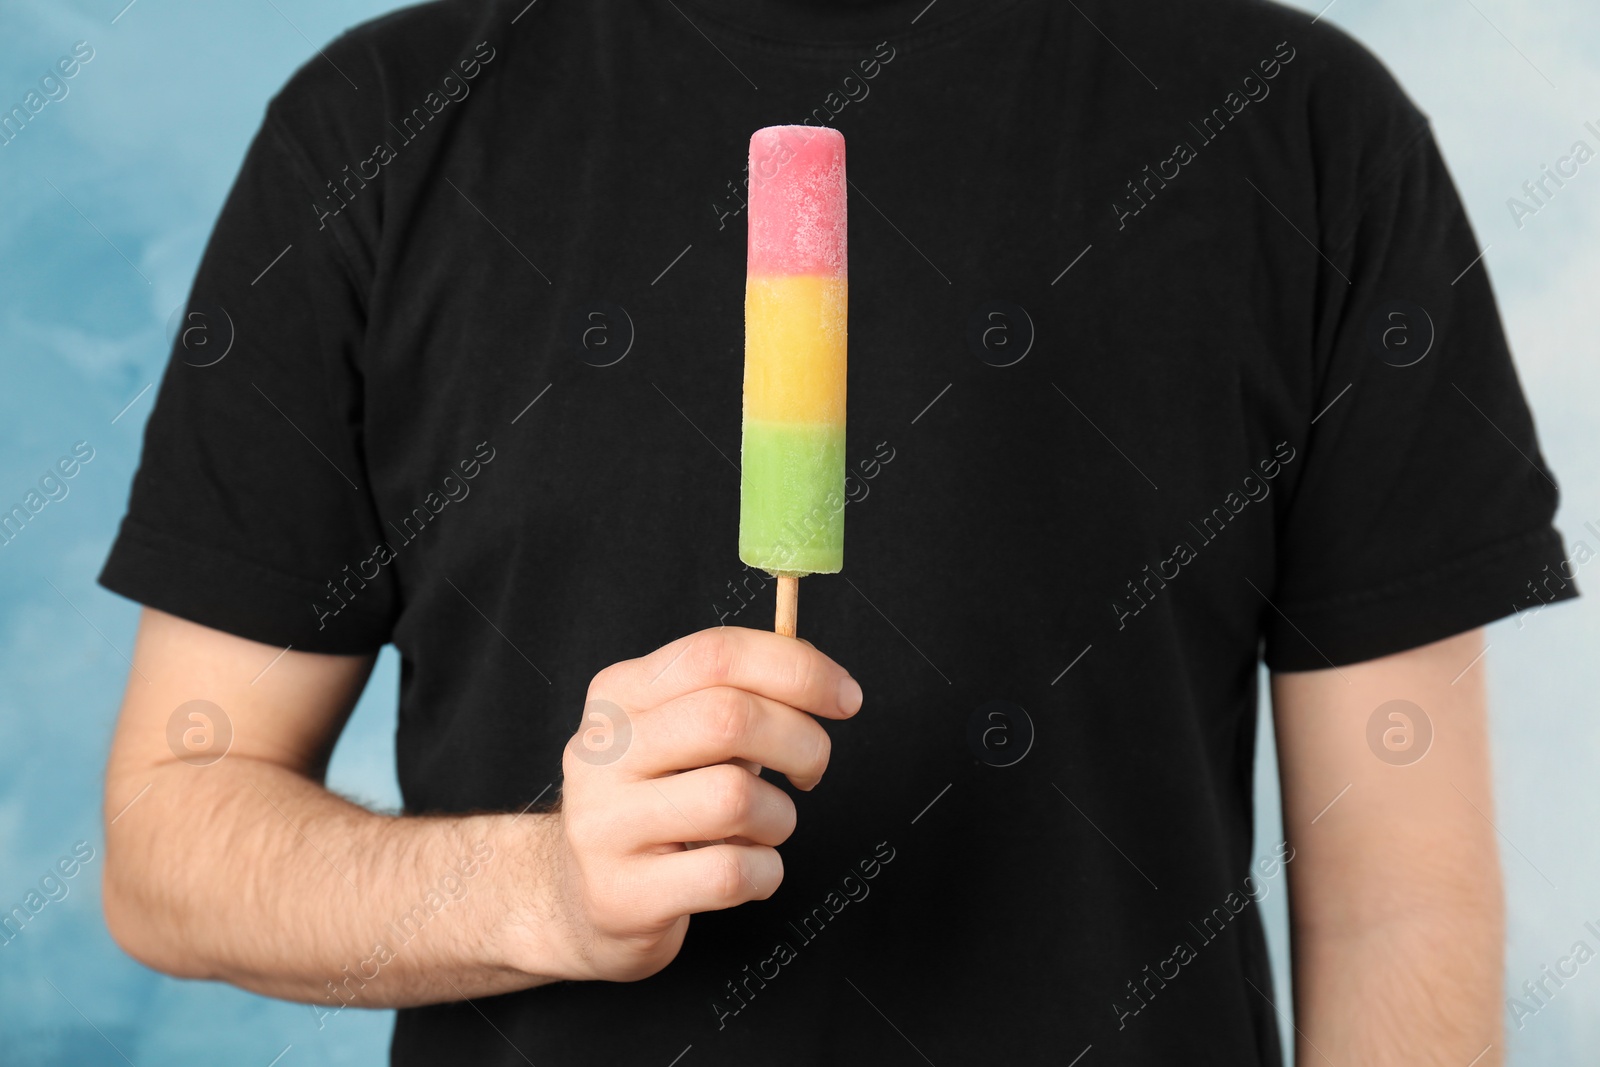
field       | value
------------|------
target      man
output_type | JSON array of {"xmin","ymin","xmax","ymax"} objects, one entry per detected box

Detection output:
[{"xmin": 98, "ymin": 0, "xmax": 1575, "ymax": 1063}]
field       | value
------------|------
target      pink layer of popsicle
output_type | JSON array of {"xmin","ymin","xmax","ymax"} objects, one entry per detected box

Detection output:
[{"xmin": 747, "ymin": 125, "xmax": 847, "ymax": 278}]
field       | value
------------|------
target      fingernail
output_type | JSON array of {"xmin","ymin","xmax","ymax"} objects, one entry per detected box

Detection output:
[{"xmin": 838, "ymin": 675, "xmax": 863, "ymax": 715}]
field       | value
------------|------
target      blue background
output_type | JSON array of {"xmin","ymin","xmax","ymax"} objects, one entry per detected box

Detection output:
[{"xmin": 1, "ymin": 1, "xmax": 1595, "ymax": 1063}]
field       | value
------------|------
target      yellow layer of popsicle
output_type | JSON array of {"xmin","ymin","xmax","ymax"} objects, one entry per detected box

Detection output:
[{"xmin": 743, "ymin": 275, "xmax": 847, "ymax": 425}]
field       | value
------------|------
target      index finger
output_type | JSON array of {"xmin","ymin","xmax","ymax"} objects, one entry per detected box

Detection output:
[{"xmin": 628, "ymin": 628, "xmax": 862, "ymax": 720}]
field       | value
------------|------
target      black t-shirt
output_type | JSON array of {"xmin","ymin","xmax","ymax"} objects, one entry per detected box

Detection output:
[{"xmin": 100, "ymin": 0, "xmax": 1576, "ymax": 1062}]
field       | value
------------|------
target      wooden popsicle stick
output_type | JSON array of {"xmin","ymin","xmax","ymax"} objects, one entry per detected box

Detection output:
[
  {"xmin": 734, "ymin": 574, "xmax": 800, "ymax": 789},
  {"xmin": 775, "ymin": 575, "xmax": 799, "ymax": 638}
]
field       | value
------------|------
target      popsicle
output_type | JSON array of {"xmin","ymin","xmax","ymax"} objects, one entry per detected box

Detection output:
[{"xmin": 738, "ymin": 125, "xmax": 848, "ymax": 637}]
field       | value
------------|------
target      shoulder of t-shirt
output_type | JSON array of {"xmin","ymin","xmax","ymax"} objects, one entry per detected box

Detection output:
[
  {"xmin": 259, "ymin": 0, "xmax": 505, "ymax": 189},
  {"xmin": 1271, "ymin": 4, "xmax": 1435, "ymax": 246},
  {"xmin": 251, "ymin": 0, "xmax": 508, "ymax": 274},
  {"xmin": 266, "ymin": 0, "xmax": 504, "ymax": 125},
  {"xmin": 1131, "ymin": 0, "xmax": 1433, "ymax": 244}
]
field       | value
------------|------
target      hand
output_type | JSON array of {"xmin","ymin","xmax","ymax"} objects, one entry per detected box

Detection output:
[{"xmin": 534, "ymin": 627, "xmax": 863, "ymax": 983}]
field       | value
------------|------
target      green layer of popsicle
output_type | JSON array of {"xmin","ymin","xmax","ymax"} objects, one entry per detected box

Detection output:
[{"xmin": 738, "ymin": 419, "xmax": 845, "ymax": 576}]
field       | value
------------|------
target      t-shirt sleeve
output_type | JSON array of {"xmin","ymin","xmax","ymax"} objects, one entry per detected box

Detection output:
[
  {"xmin": 98, "ymin": 101, "xmax": 398, "ymax": 654},
  {"xmin": 1263, "ymin": 123, "xmax": 1576, "ymax": 671}
]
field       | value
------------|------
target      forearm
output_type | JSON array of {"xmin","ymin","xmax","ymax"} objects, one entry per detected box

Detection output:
[
  {"xmin": 1274, "ymin": 630, "xmax": 1506, "ymax": 1065},
  {"xmin": 1284, "ymin": 752, "xmax": 1505, "ymax": 1062},
  {"xmin": 100, "ymin": 616, "xmax": 855, "ymax": 1007},
  {"xmin": 103, "ymin": 758, "xmax": 567, "ymax": 1011},
  {"xmin": 1291, "ymin": 878, "xmax": 1504, "ymax": 1065}
]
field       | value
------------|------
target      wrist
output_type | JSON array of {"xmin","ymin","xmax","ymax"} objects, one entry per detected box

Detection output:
[{"xmin": 476, "ymin": 810, "xmax": 586, "ymax": 985}]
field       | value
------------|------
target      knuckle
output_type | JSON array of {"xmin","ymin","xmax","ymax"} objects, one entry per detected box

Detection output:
[
  {"xmin": 587, "ymin": 662, "xmax": 628, "ymax": 701},
  {"xmin": 701, "ymin": 688, "xmax": 752, "ymax": 751},
  {"xmin": 790, "ymin": 649, "xmax": 822, "ymax": 701},
  {"xmin": 563, "ymin": 807, "xmax": 605, "ymax": 853},
  {"xmin": 708, "ymin": 854, "xmax": 747, "ymax": 902},
  {"xmin": 687, "ymin": 628, "xmax": 736, "ymax": 684},
  {"xmin": 706, "ymin": 764, "xmax": 753, "ymax": 826}
]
